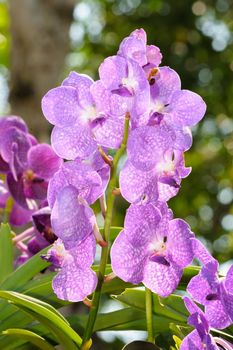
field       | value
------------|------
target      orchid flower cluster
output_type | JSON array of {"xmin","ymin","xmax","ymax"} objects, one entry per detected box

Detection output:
[
  {"xmin": 0, "ymin": 115, "xmax": 62, "ymax": 262},
  {"xmin": 41, "ymin": 28, "xmax": 233, "ymax": 348},
  {"xmin": 1, "ymin": 28, "xmax": 231, "ymax": 349}
]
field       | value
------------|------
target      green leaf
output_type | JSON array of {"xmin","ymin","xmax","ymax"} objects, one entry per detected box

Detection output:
[
  {"xmin": 100, "ymin": 226, "xmax": 123, "ymax": 241},
  {"xmin": 179, "ymin": 266, "xmax": 200, "ymax": 288},
  {"xmin": 0, "ymin": 246, "xmax": 50, "ymax": 289},
  {"xmin": 173, "ymin": 335, "xmax": 182, "ymax": 350},
  {"xmin": 69, "ymin": 307, "xmax": 184, "ymax": 334},
  {"xmin": 8, "ymin": 292, "xmax": 69, "ymax": 324},
  {"xmin": 0, "ymin": 291, "xmax": 82, "ymax": 348},
  {"xmin": 0, "ymin": 223, "xmax": 13, "ymax": 284},
  {"xmin": 112, "ymin": 288, "xmax": 188, "ymax": 323},
  {"xmin": 2, "ymin": 329, "xmax": 55, "ymax": 350}
]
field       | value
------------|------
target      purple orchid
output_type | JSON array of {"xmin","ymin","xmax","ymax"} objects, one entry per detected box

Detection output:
[
  {"xmin": 118, "ymin": 28, "xmax": 162, "ymax": 72},
  {"xmin": 181, "ymin": 297, "xmax": 218, "ymax": 350},
  {"xmin": 0, "ymin": 179, "xmax": 34, "ymax": 226},
  {"xmin": 42, "ymin": 72, "xmax": 125, "ymax": 160},
  {"xmin": 99, "ymin": 55, "xmax": 150, "ymax": 127},
  {"xmin": 27, "ymin": 206, "xmax": 57, "ymax": 255},
  {"xmin": 181, "ymin": 297, "xmax": 233, "ymax": 350},
  {"xmin": 42, "ymin": 235, "xmax": 97, "ymax": 302},
  {"xmin": 48, "ymin": 153, "xmax": 110, "ymax": 209},
  {"xmin": 120, "ymin": 149, "xmax": 191, "ymax": 203},
  {"xmin": 148, "ymin": 66, "xmax": 206, "ymax": 151},
  {"xmin": 0, "ymin": 118, "xmax": 34, "ymax": 180},
  {"xmin": 187, "ymin": 260, "xmax": 233, "ymax": 329},
  {"xmin": 111, "ymin": 203, "xmax": 195, "ymax": 297},
  {"xmin": 6, "ymin": 143, "xmax": 62, "ymax": 209}
]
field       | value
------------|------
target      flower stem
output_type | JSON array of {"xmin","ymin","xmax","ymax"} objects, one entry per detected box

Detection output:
[
  {"xmin": 81, "ymin": 115, "xmax": 130, "ymax": 349},
  {"xmin": 145, "ymin": 287, "xmax": 154, "ymax": 344}
]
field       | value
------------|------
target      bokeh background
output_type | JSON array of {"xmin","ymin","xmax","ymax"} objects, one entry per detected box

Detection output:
[{"xmin": 0, "ymin": 0, "xmax": 233, "ymax": 347}]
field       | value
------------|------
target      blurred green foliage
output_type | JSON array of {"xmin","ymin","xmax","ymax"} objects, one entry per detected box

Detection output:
[{"xmin": 0, "ymin": 0, "xmax": 233, "ymax": 263}]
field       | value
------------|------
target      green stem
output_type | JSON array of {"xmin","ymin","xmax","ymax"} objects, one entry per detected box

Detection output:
[
  {"xmin": 81, "ymin": 115, "xmax": 130, "ymax": 349},
  {"xmin": 3, "ymin": 197, "xmax": 13, "ymax": 223},
  {"xmin": 145, "ymin": 287, "xmax": 154, "ymax": 344}
]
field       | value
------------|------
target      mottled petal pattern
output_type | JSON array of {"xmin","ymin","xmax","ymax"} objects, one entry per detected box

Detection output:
[
  {"xmin": 167, "ymin": 219, "xmax": 194, "ymax": 268},
  {"xmin": 169, "ymin": 90, "xmax": 206, "ymax": 127},
  {"xmin": 51, "ymin": 185, "xmax": 95, "ymax": 248},
  {"xmin": 143, "ymin": 259, "xmax": 182, "ymax": 297},
  {"xmin": 119, "ymin": 160, "xmax": 158, "ymax": 203},
  {"xmin": 51, "ymin": 125, "xmax": 97, "ymax": 160},
  {"xmin": 111, "ymin": 230, "xmax": 147, "ymax": 284},
  {"xmin": 42, "ymin": 86, "xmax": 81, "ymax": 127}
]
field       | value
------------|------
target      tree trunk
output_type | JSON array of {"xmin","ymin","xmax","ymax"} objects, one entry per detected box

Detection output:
[{"xmin": 9, "ymin": 0, "xmax": 75, "ymax": 140}]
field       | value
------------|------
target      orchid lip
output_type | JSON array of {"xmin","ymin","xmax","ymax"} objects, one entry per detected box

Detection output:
[
  {"xmin": 206, "ymin": 293, "xmax": 219, "ymax": 301},
  {"xmin": 149, "ymin": 254, "xmax": 170, "ymax": 266}
]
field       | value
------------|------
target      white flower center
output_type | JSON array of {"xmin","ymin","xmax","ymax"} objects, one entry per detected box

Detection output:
[
  {"xmin": 150, "ymin": 100, "xmax": 165, "ymax": 114},
  {"xmin": 50, "ymin": 239, "xmax": 71, "ymax": 266},
  {"xmin": 122, "ymin": 76, "xmax": 138, "ymax": 92},
  {"xmin": 156, "ymin": 159, "xmax": 175, "ymax": 174},
  {"xmin": 80, "ymin": 105, "xmax": 97, "ymax": 125},
  {"xmin": 148, "ymin": 239, "xmax": 166, "ymax": 255}
]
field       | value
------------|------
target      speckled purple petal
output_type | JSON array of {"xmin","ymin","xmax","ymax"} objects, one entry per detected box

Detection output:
[
  {"xmin": 42, "ymin": 86, "xmax": 81, "ymax": 127},
  {"xmin": 169, "ymin": 90, "xmax": 206, "ymax": 127},
  {"xmin": 111, "ymin": 230, "xmax": 147, "ymax": 284},
  {"xmin": 131, "ymin": 28, "xmax": 147, "ymax": 43},
  {"xmin": 127, "ymin": 125, "xmax": 175, "ymax": 171},
  {"xmin": 220, "ymin": 280, "xmax": 233, "ymax": 324},
  {"xmin": 205, "ymin": 299, "xmax": 231, "ymax": 329},
  {"xmin": 119, "ymin": 160, "xmax": 158, "ymax": 203},
  {"xmin": 51, "ymin": 185, "xmax": 95, "ymax": 248},
  {"xmin": 158, "ymin": 181, "xmax": 180, "ymax": 202},
  {"xmin": 70, "ymin": 233, "xmax": 96, "ymax": 267},
  {"xmin": 183, "ymin": 296, "xmax": 202, "ymax": 316},
  {"xmin": 187, "ymin": 260, "xmax": 219, "ymax": 305},
  {"xmin": 146, "ymin": 45, "xmax": 162, "ymax": 66},
  {"xmin": 167, "ymin": 219, "xmax": 194, "ymax": 268},
  {"xmin": 124, "ymin": 203, "xmax": 161, "ymax": 246},
  {"xmin": 48, "ymin": 160, "xmax": 103, "ymax": 208},
  {"xmin": 180, "ymin": 330, "xmax": 205, "ymax": 350},
  {"xmin": 131, "ymin": 82, "xmax": 150, "ymax": 124},
  {"xmin": 143, "ymin": 258, "xmax": 182, "ymax": 297},
  {"xmin": 192, "ymin": 239, "xmax": 215, "ymax": 265},
  {"xmin": 62, "ymin": 71, "xmax": 94, "ymax": 109},
  {"xmin": 90, "ymin": 80, "xmax": 111, "ymax": 115},
  {"xmin": 150, "ymin": 67, "xmax": 181, "ymax": 105},
  {"xmin": 87, "ymin": 150, "xmax": 110, "ymax": 192},
  {"xmin": 118, "ymin": 35, "xmax": 147, "ymax": 66},
  {"xmin": 99, "ymin": 55, "xmax": 128, "ymax": 91},
  {"xmin": 27, "ymin": 144, "xmax": 62, "ymax": 180},
  {"xmin": 225, "ymin": 265, "xmax": 233, "ymax": 294},
  {"xmin": 53, "ymin": 263, "xmax": 97, "ymax": 302},
  {"xmin": 173, "ymin": 126, "xmax": 193, "ymax": 151},
  {"xmin": 51, "ymin": 125, "xmax": 97, "ymax": 160},
  {"xmin": 93, "ymin": 117, "xmax": 125, "ymax": 149}
]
